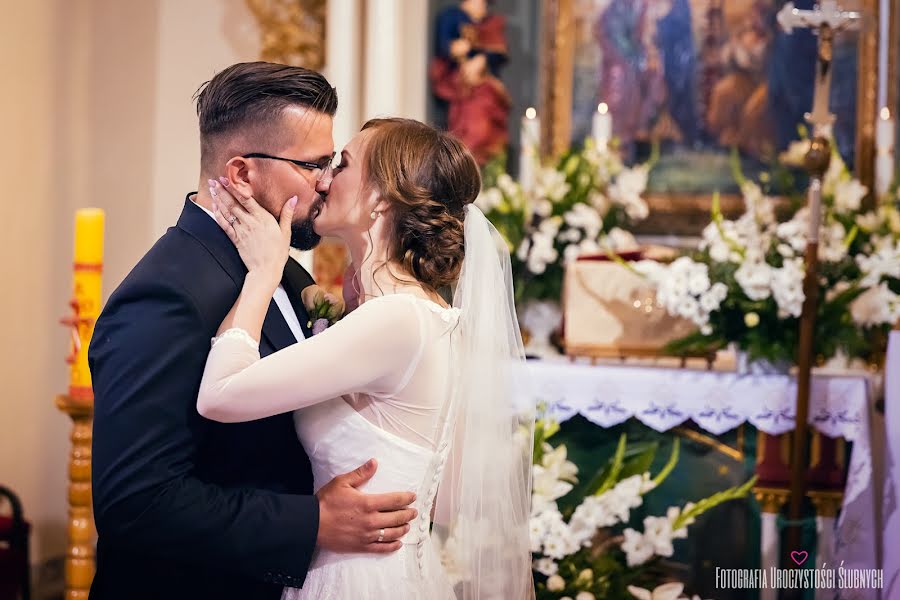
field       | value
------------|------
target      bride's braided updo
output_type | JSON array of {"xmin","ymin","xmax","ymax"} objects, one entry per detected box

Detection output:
[{"xmin": 361, "ymin": 118, "xmax": 481, "ymax": 290}]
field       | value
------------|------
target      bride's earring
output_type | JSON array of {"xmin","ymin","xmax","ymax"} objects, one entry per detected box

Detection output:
[{"xmin": 370, "ymin": 211, "xmax": 379, "ymax": 220}]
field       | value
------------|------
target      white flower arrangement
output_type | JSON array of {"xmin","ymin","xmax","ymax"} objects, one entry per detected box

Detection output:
[
  {"xmin": 631, "ymin": 142, "xmax": 900, "ymax": 366},
  {"xmin": 478, "ymin": 140, "xmax": 654, "ymax": 303},
  {"xmin": 627, "ymin": 582, "xmax": 711, "ymax": 600},
  {"xmin": 530, "ymin": 419, "xmax": 755, "ymax": 599}
]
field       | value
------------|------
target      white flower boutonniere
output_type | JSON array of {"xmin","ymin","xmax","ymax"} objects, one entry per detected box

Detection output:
[{"xmin": 301, "ymin": 285, "xmax": 345, "ymax": 335}]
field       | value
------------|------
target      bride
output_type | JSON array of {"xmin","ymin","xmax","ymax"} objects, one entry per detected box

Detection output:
[{"xmin": 197, "ymin": 118, "xmax": 533, "ymax": 599}]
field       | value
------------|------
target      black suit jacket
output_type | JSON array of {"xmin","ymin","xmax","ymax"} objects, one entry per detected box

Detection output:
[{"xmin": 89, "ymin": 198, "xmax": 318, "ymax": 599}]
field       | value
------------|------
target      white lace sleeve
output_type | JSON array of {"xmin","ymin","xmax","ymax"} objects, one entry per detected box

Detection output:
[
  {"xmin": 211, "ymin": 328, "xmax": 260, "ymax": 352},
  {"xmin": 197, "ymin": 295, "xmax": 425, "ymax": 423}
]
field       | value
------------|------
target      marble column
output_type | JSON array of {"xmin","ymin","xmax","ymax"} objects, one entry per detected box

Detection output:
[
  {"xmin": 808, "ymin": 490, "xmax": 842, "ymax": 600},
  {"xmin": 362, "ymin": 0, "xmax": 427, "ymax": 121},
  {"xmin": 754, "ymin": 488, "xmax": 790, "ymax": 600}
]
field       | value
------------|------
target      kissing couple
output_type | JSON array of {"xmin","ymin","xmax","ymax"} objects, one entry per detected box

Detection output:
[{"xmin": 88, "ymin": 61, "xmax": 534, "ymax": 599}]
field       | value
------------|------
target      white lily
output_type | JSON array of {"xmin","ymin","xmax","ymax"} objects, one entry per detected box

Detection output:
[
  {"xmin": 540, "ymin": 443, "xmax": 579, "ymax": 482},
  {"xmin": 532, "ymin": 464, "xmax": 574, "ymax": 506},
  {"xmin": 627, "ymin": 582, "xmax": 685, "ymax": 600}
]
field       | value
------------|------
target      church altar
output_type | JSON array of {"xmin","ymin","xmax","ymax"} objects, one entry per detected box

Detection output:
[{"xmin": 515, "ymin": 358, "xmax": 880, "ymax": 588}]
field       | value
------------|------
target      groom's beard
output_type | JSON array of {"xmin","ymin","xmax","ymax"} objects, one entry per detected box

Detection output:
[{"xmin": 290, "ymin": 195, "xmax": 325, "ymax": 250}]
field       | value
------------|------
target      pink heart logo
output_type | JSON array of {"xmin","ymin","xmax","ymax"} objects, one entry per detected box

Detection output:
[{"xmin": 790, "ymin": 550, "xmax": 809, "ymax": 566}]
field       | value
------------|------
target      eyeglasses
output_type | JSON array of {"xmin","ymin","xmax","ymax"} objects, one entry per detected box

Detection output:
[{"xmin": 242, "ymin": 152, "xmax": 336, "ymax": 182}]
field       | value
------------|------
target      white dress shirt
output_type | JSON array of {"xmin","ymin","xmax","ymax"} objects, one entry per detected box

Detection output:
[{"xmin": 193, "ymin": 199, "xmax": 306, "ymax": 341}]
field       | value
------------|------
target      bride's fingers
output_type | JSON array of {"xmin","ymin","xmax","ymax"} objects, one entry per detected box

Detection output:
[
  {"xmin": 210, "ymin": 186, "xmax": 239, "ymax": 224},
  {"xmin": 279, "ymin": 196, "xmax": 298, "ymax": 239},
  {"xmin": 209, "ymin": 179, "xmax": 252, "ymax": 221},
  {"xmin": 213, "ymin": 201, "xmax": 237, "ymax": 229},
  {"xmin": 217, "ymin": 176, "xmax": 266, "ymax": 218},
  {"xmin": 211, "ymin": 201, "xmax": 239, "ymax": 245}
]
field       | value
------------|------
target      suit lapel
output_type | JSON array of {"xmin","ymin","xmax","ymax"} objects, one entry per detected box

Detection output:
[
  {"xmin": 261, "ymin": 303, "xmax": 298, "ymax": 352},
  {"xmin": 281, "ymin": 258, "xmax": 316, "ymax": 339},
  {"xmin": 176, "ymin": 195, "xmax": 314, "ymax": 351}
]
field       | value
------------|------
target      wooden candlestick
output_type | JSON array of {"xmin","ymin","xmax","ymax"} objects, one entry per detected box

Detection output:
[{"xmin": 55, "ymin": 395, "xmax": 95, "ymax": 600}]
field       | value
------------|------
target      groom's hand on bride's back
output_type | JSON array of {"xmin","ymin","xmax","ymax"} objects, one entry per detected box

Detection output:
[{"xmin": 316, "ymin": 458, "xmax": 417, "ymax": 553}]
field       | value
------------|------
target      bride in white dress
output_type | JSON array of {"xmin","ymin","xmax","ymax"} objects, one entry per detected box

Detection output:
[{"xmin": 196, "ymin": 118, "xmax": 533, "ymax": 599}]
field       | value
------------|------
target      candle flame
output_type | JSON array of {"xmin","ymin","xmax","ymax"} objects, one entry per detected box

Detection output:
[
  {"xmin": 525, "ymin": 107, "xmax": 537, "ymax": 120},
  {"xmin": 880, "ymin": 107, "xmax": 891, "ymax": 120},
  {"xmin": 598, "ymin": 102, "xmax": 609, "ymax": 115}
]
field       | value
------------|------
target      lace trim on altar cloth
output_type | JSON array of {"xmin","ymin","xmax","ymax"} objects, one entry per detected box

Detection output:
[
  {"xmin": 517, "ymin": 360, "xmax": 880, "ymax": 574},
  {"xmin": 211, "ymin": 328, "xmax": 260, "ymax": 352}
]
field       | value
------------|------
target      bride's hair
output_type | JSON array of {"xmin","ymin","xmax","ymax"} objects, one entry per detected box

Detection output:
[{"xmin": 361, "ymin": 118, "xmax": 481, "ymax": 291}]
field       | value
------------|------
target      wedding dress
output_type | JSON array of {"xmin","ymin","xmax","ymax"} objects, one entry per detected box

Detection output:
[
  {"xmin": 198, "ymin": 207, "xmax": 533, "ymax": 599},
  {"xmin": 200, "ymin": 293, "xmax": 461, "ymax": 598}
]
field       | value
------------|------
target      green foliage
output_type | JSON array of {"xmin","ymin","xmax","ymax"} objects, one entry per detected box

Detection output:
[
  {"xmin": 480, "ymin": 152, "xmax": 507, "ymax": 190},
  {"xmin": 651, "ymin": 438, "xmax": 679, "ymax": 488},
  {"xmin": 533, "ymin": 425, "xmax": 754, "ymax": 600},
  {"xmin": 672, "ymin": 476, "xmax": 758, "ymax": 530},
  {"xmin": 594, "ymin": 434, "xmax": 628, "ymax": 496}
]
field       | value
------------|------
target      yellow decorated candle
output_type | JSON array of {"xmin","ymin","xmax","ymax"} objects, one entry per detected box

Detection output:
[{"xmin": 64, "ymin": 208, "xmax": 105, "ymax": 400}]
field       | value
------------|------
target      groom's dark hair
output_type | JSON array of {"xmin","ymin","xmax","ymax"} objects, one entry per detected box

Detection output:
[{"xmin": 194, "ymin": 61, "xmax": 337, "ymax": 173}]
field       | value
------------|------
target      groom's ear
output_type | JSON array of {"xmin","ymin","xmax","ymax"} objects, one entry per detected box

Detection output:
[{"xmin": 223, "ymin": 157, "xmax": 255, "ymax": 199}]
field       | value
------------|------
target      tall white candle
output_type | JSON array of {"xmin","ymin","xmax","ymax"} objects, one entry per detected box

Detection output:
[
  {"xmin": 519, "ymin": 107, "xmax": 540, "ymax": 194},
  {"xmin": 876, "ymin": 107, "xmax": 896, "ymax": 200},
  {"xmin": 878, "ymin": 0, "xmax": 889, "ymax": 110},
  {"xmin": 592, "ymin": 102, "xmax": 612, "ymax": 149}
]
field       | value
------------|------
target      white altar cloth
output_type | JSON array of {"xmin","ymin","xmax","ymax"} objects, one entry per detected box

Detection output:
[{"xmin": 515, "ymin": 360, "xmax": 880, "ymax": 598}]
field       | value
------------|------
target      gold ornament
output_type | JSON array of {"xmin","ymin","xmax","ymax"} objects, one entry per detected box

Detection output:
[{"xmin": 246, "ymin": 0, "xmax": 327, "ymax": 70}]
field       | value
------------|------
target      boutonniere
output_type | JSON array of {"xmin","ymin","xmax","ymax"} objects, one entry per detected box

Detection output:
[{"xmin": 301, "ymin": 285, "xmax": 346, "ymax": 335}]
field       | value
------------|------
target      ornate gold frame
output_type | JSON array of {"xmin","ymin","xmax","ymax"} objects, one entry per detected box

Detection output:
[
  {"xmin": 855, "ymin": 0, "xmax": 879, "ymax": 196},
  {"xmin": 540, "ymin": 0, "xmax": 880, "ymax": 234},
  {"xmin": 246, "ymin": 0, "xmax": 328, "ymax": 70}
]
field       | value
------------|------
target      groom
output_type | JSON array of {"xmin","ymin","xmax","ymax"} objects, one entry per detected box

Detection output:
[{"xmin": 88, "ymin": 62, "xmax": 417, "ymax": 600}]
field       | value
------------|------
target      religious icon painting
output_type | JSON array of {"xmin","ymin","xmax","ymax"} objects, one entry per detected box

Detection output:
[
  {"xmin": 542, "ymin": 0, "xmax": 878, "ymax": 235},
  {"xmin": 426, "ymin": 0, "xmax": 542, "ymax": 176}
]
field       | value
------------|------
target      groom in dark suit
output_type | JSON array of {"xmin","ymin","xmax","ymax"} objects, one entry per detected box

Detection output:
[{"xmin": 88, "ymin": 62, "xmax": 416, "ymax": 600}]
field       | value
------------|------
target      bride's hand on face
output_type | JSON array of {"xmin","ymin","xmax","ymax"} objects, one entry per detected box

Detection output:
[{"xmin": 209, "ymin": 178, "xmax": 297, "ymax": 287}]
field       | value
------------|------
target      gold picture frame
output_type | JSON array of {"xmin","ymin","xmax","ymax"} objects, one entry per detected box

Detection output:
[
  {"xmin": 540, "ymin": 0, "xmax": 880, "ymax": 236},
  {"xmin": 246, "ymin": 0, "xmax": 328, "ymax": 70}
]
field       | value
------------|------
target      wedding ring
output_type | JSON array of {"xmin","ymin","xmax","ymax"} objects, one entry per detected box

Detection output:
[
  {"xmin": 228, "ymin": 215, "xmax": 237, "ymax": 225},
  {"xmin": 377, "ymin": 528, "xmax": 385, "ymax": 543}
]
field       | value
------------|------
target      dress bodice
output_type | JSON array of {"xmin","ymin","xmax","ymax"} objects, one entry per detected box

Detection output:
[
  {"xmin": 293, "ymin": 398, "xmax": 437, "ymax": 545},
  {"xmin": 198, "ymin": 294, "xmax": 462, "ymax": 599}
]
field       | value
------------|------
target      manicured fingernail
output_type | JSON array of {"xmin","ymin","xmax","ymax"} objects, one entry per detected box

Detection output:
[
  {"xmin": 207, "ymin": 178, "xmax": 217, "ymax": 188},
  {"xmin": 289, "ymin": 195, "xmax": 298, "ymax": 207},
  {"xmin": 218, "ymin": 176, "xmax": 229, "ymax": 187}
]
